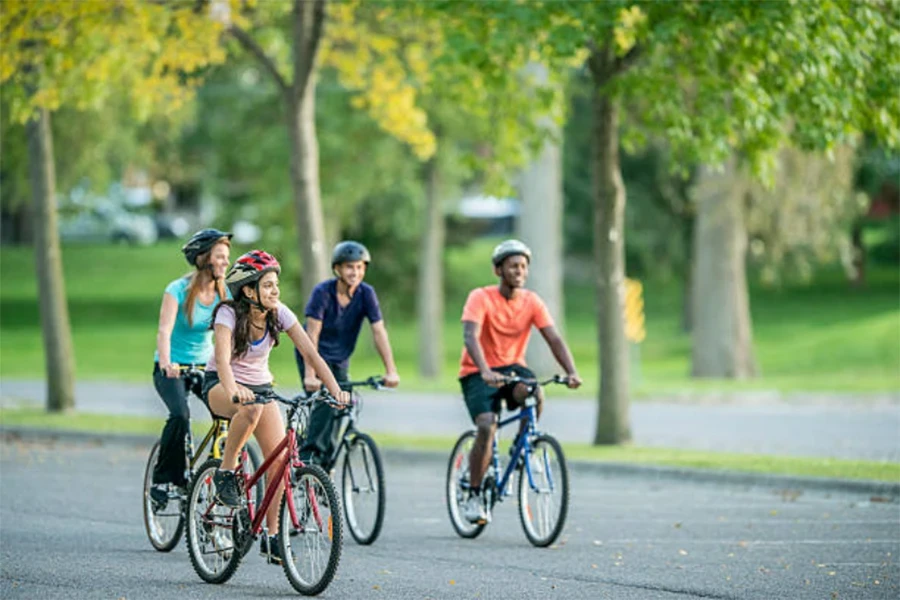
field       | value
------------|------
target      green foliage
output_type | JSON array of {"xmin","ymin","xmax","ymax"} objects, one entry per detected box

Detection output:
[
  {"xmin": 1, "ymin": 0, "xmax": 227, "ymax": 123},
  {"xmin": 431, "ymin": 1, "xmax": 900, "ymax": 178}
]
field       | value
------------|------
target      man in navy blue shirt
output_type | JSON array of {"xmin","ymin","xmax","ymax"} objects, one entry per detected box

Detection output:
[{"xmin": 296, "ymin": 241, "xmax": 400, "ymax": 464}]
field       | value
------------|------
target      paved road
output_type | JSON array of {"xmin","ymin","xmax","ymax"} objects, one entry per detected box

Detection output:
[
  {"xmin": 1, "ymin": 437, "xmax": 897, "ymax": 599},
  {"xmin": 2, "ymin": 379, "xmax": 899, "ymax": 461}
]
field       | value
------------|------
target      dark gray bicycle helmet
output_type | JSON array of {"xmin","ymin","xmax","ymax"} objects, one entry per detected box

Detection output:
[
  {"xmin": 491, "ymin": 239, "xmax": 532, "ymax": 267},
  {"xmin": 331, "ymin": 240, "xmax": 371, "ymax": 267},
  {"xmin": 182, "ymin": 228, "xmax": 233, "ymax": 267}
]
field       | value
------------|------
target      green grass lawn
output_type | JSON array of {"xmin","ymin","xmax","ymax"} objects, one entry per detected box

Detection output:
[
  {"xmin": 2, "ymin": 408, "xmax": 896, "ymax": 482},
  {"xmin": 1, "ymin": 241, "xmax": 898, "ymax": 395}
]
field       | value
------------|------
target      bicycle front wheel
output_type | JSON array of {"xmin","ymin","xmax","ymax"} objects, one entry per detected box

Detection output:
[
  {"xmin": 185, "ymin": 458, "xmax": 243, "ymax": 584},
  {"xmin": 517, "ymin": 434, "xmax": 569, "ymax": 547},
  {"xmin": 445, "ymin": 430, "xmax": 487, "ymax": 539},
  {"xmin": 279, "ymin": 464, "xmax": 343, "ymax": 596},
  {"xmin": 341, "ymin": 433, "xmax": 385, "ymax": 545},
  {"xmin": 142, "ymin": 441, "xmax": 184, "ymax": 552}
]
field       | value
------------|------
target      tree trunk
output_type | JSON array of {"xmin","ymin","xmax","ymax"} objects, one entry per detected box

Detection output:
[
  {"xmin": 591, "ymin": 77, "xmax": 631, "ymax": 445},
  {"xmin": 286, "ymin": 78, "xmax": 330, "ymax": 303},
  {"xmin": 690, "ymin": 161, "xmax": 758, "ymax": 378},
  {"xmin": 681, "ymin": 217, "xmax": 694, "ymax": 332},
  {"xmin": 417, "ymin": 156, "xmax": 444, "ymax": 378},
  {"xmin": 518, "ymin": 64, "xmax": 565, "ymax": 375},
  {"xmin": 26, "ymin": 107, "xmax": 75, "ymax": 412}
]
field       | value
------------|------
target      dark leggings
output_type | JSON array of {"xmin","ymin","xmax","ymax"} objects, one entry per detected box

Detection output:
[
  {"xmin": 152, "ymin": 363, "xmax": 191, "ymax": 487},
  {"xmin": 295, "ymin": 350, "xmax": 348, "ymax": 467}
]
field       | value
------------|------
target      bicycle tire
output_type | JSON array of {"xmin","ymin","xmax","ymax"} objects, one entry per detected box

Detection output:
[
  {"xmin": 445, "ymin": 430, "xmax": 487, "ymax": 539},
  {"xmin": 142, "ymin": 441, "xmax": 185, "ymax": 552},
  {"xmin": 517, "ymin": 434, "xmax": 569, "ymax": 547},
  {"xmin": 185, "ymin": 458, "xmax": 243, "ymax": 584},
  {"xmin": 341, "ymin": 433, "xmax": 386, "ymax": 545},
  {"xmin": 278, "ymin": 464, "xmax": 343, "ymax": 595}
]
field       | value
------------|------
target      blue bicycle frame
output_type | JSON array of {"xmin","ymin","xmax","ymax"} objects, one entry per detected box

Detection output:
[{"xmin": 485, "ymin": 395, "xmax": 557, "ymax": 504}]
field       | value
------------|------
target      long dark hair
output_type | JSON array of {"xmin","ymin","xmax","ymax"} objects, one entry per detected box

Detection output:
[{"xmin": 211, "ymin": 291, "xmax": 281, "ymax": 358}]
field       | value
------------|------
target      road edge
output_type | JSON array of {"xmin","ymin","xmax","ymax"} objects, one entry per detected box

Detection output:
[{"xmin": 3, "ymin": 427, "xmax": 897, "ymax": 497}]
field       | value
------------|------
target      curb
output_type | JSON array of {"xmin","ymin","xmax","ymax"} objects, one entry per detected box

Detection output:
[{"xmin": 4, "ymin": 427, "xmax": 897, "ymax": 498}]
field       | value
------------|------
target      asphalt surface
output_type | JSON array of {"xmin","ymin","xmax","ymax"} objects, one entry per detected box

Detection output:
[
  {"xmin": 1, "ymin": 437, "xmax": 897, "ymax": 599},
  {"xmin": 2, "ymin": 379, "xmax": 899, "ymax": 461}
]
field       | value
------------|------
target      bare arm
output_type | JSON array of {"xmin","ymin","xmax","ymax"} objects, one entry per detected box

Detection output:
[
  {"xmin": 538, "ymin": 325, "xmax": 582, "ymax": 388},
  {"xmin": 371, "ymin": 320, "xmax": 399, "ymax": 387},
  {"xmin": 156, "ymin": 292, "xmax": 179, "ymax": 378},
  {"xmin": 463, "ymin": 320, "xmax": 503, "ymax": 386},
  {"xmin": 286, "ymin": 321, "xmax": 348, "ymax": 404},
  {"xmin": 302, "ymin": 317, "xmax": 323, "ymax": 389}
]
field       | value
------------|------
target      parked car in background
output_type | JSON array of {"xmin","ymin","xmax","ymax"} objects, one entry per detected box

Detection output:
[{"xmin": 58, "ymin": 200, "xmax": 158, "ymax": 246}]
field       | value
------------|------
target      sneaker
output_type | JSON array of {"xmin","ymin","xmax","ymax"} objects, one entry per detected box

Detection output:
[
  {"xmin": 213, "ymin": 469, "xmax": 241, "ymax": 507},
  {"xmin": 149, "ymin": 484, "xmax": 169, "ymax": 510},
  {"xmin": 259, "ymin": 534, "xmax": 283, "ymax": 565},
  {"xmin": 462, "ymin": 494, "xmax": 488, "ymax": 524}
]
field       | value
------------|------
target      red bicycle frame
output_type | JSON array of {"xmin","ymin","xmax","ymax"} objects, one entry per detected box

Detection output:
[{"xmin": 239, "ymin": 427, "xmax": 326, "ymax": 535}]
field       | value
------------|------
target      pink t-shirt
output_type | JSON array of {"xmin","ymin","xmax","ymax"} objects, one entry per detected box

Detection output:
[{"xmin": 206, "ymin": 303, "xmax": 298, "ymax": 385}]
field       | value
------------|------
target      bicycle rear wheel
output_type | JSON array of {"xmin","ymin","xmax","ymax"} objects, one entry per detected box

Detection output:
[
  {"xmin": 445, "ymin": 430, "xmax": 487, "ymax": 539},
  {"xmin": 341, "ymin": 433, "xmax": 385, "ymax": 545},
  {"xmin": 185, "ymin": 458, "xmax": 243, "ymax": 584},
  {"xmin": 142, "ymin": 441, "xmax": 184, "ymax": 552},
  {"xmin": 278, "ymin": 464, "xmax": 343, "ymax": 596},
  {"xmin": 517, "ymin": 434, "xmax": 569, "ymax": 547}
]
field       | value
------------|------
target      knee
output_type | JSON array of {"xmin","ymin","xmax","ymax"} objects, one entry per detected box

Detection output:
[
  {"xmin": 241, "ymin": 403, "xmax": 264, "ymax": 425},
  {"xmin": 512, "ymin": 382, "xmax": 529, "ymax": 402},
  {"xmin": 474, "ymin": 414, "xmax": 495, "ymax": 438}
]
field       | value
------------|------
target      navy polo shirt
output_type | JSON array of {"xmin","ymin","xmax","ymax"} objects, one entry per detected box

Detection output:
[{"xmin": 304, "ymin": 279, "xmax": 383, "ymax": 369}]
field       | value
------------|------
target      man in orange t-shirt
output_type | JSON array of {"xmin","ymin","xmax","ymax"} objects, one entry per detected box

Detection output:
[{"xmin": 458, "ymin": 239, "xmax": 582, "ymax": 524}]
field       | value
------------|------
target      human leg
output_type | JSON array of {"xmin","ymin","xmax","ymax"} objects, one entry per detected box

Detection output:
[{"xmin": 152, "ymin": 365, "xmax": 190, "ymax": 487}]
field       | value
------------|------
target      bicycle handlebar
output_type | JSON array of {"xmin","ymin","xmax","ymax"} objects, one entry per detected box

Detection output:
[
  {"xmin": 339, "ymin": 375, "xmax": 387, "ymax": 392},
  {"xmin": 232, "ymin": 388, "xmax": 346, "ymax": 409},
  {"xmin": 498, "ymin": 374, "xmax": 572, "ymax": 387}
]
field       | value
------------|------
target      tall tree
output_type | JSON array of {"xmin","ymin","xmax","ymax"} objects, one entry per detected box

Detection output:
[
  {"xmin": 433, "ymin": 0, "xmax": 900, "ymax": 444},
  {"xmin": 1, "ymin": 0, "xmax": 227, "ymax": 411},
  {"xmin": 330, "ymin": 1, "xmax": 561, "ymax": 379}
]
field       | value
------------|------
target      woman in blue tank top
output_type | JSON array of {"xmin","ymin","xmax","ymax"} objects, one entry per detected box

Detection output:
[{"xmin": 149, "ymin": 229, "xmax": 232, "ymax": 507}]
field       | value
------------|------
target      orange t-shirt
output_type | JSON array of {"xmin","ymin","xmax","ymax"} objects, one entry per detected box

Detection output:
[{"xmin": 458, "ymin": 286, "xmax": 554, "ymax": 378}]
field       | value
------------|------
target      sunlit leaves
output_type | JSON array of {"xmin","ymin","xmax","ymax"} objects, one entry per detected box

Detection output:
[
  {"xmin": 0, "ymin": 0, "xmax": 227, "ymax": 124},
  {"xmin": 321, "ymin": 0, "xmax": 435, "ymax": 160}
]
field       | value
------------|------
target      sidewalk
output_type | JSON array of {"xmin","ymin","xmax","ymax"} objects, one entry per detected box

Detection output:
[{"xmin": 3, "ymin": 379, "xmax": 898, "ymax": 462}]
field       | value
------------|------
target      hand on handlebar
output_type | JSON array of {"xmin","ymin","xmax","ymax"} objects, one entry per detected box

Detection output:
[
  {"xmin": 480, "ymin": 369, "xmax": 506, "ymax": 388},
  {"xmin": 333, "ymin": 390, "xmax": 351, "ymax": 407},
  {"xmin": 565, "ymin": 373, "xmax": 582, "ymax": 389},
  {"xmin": 162, "ymin": 363, "xmax": 181, "ymax": 379},
  {"xmin": 231, "ymin": 385, "xmax": 256, "ymax": 405},
  {"xmin": 382, "ymin": 372, "xmax": 400, "ymax": 388}
]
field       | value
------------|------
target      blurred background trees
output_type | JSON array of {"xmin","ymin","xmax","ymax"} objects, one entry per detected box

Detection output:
[{"xmin": 1, "ymin": 1, "xmax": 897, "ymax": 442}]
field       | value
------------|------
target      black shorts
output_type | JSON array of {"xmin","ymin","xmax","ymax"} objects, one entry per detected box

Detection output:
[
  {"xmin": 459, "ymin": 364, "xmax": 535, "ymax": 422},
  {"xmin": 201, "ymin": 371, "xmax": 274, "ymax": 418}
]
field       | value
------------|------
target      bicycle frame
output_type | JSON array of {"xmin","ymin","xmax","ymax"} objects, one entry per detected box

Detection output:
[
  {"xmin": 184, "ymin": 419, "xmax": 229, "ymax": 478},
  {"xmin": 487, "ymin": 389, "xmax": 560, "ymax": 503},
  {"xmin": 488, "ymin": 402, "xmax": 533, "ymax": 500},
  {"xmin": 238, "ymin": 405, "xmax": 328, "ymax": 539}
]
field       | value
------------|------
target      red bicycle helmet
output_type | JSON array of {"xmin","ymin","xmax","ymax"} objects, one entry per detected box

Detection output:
[{"xmin": 225, "ymin": 250, "xmax": 281, "ymax": 298}]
